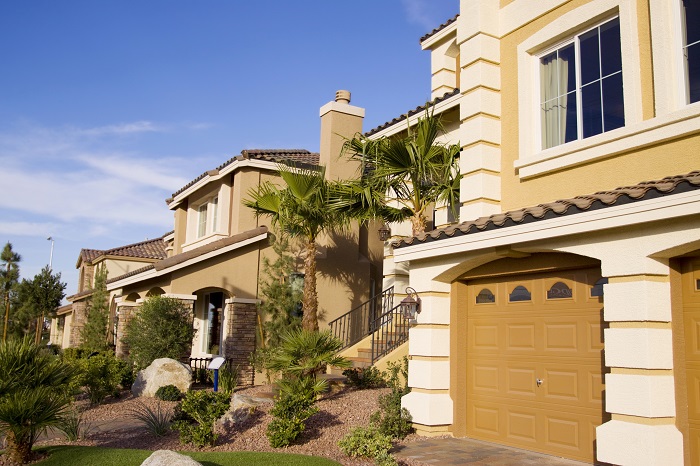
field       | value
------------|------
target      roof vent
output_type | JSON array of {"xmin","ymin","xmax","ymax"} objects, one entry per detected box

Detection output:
[{"xmin": 335, "ymin": 90, "xmax": 351, "ymax": 104}]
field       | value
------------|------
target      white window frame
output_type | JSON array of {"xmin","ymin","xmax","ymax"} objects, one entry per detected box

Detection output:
[
  {"xmin": 515, "ymin": 0, "xmax": 643, "ymax": 177},
  {"xmin": 195, "ymin": 196, "xmax": 219, "ymax": 239},
  {"xmin": 681, "ymin": 0, "xmax": 700, "ymax": 105}
]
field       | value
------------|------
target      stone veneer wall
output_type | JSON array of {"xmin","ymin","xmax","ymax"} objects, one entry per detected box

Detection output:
[
  {"xmin": 68, "ymin": 301, "xmax": 87, "ymax": 347},
  {"xmin": 115, "ymin": 304, "xmax": 140, "ymax": 359},
  {"xmin": 223, "ymin": 301, "xmax": 257, "ymax": 386}
]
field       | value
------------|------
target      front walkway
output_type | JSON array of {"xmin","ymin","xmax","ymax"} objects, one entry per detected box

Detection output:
[{"xmin": 394, "ymin": 437, "xmax": 599, "ymax": 465}]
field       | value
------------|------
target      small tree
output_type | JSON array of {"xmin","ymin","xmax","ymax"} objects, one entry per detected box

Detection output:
[
  {"xmin": 122, "ymin": 295, "xmax": 196, "ymax": 369},
  {"xmin": 13, "ymin": 267, "xmax": 66, "ymax": 344},
  {"xmin": 80, "ymin": 265, "xmax": 110, "ymax": 351},
  {"xmin": 0, "ymin": 337, "xmax": 77, "ymax": 464},
  {"xmin": 1, "ymin": 243, "xmax": 21, "ymax": 343}
]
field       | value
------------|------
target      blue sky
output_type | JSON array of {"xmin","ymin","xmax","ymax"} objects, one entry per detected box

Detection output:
[{"xmin": 0, "ymin": 0, "xmax": 458, "ymax": 298}]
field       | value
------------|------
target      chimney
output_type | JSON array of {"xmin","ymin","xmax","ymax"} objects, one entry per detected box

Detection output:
[{"xmin": 319, "ymin": 90, "xmax": 365, "ymax": 181}]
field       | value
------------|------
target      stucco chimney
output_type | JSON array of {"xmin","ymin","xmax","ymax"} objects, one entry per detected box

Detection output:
[{"xmin": 319, "ymin": 90, "xmax": 365, "ymax": 181}]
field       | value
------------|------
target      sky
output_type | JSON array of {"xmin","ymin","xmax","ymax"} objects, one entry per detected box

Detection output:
[{"xmin": 0, "ymin": 0, "xmax": 459, "ymax": 299}]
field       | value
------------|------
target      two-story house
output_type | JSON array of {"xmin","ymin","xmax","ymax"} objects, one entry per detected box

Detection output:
[
  {"xmin": 370, "ymin": 1, "xmax": 700, "ymax": 464},
  {"xmin": 56, "ymin": 91, "xmax": 384, "ymax": 386}
]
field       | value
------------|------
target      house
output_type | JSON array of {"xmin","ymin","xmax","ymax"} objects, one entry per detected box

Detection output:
[
  {"xmin": 367, "ymin": 0, "xmax": 700, "ymax": 464},
  {"xmin": 55, "ymin": 91, "xmax": 384, "ymax": 386}
]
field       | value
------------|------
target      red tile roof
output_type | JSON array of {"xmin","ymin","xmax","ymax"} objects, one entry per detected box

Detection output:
[
  {"xmin": 419, "ymin": 14, "xmax": 459, "ymax": 43},
  {"xmin": 78, "ymin": 235, "xmax": 168, "ymax": 266},
  {"xmin": 393, "ymin": 170, "xmax": 700, "ymax": 248}
]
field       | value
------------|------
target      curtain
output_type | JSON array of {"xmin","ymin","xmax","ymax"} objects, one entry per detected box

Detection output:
[{"xmin": 540, "ymin": 50, "xmax": 570, "ymax": 149}]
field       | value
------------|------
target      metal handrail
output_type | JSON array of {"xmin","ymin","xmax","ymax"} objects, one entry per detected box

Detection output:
[
  {"xmin": 370, "ymin": 302, "xmax": 410, "ymax": 363},
  {"xmin": 329, "ymin": 286, "xmax": 394, "ymax": 349}
]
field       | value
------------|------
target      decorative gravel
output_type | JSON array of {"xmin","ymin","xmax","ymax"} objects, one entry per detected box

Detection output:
[{"xmin": 31, "ymin": 385, "xmax": 433, "ymax": 466}]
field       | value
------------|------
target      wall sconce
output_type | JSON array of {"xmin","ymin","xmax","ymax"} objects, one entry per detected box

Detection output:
[
  {"xmin": 378, "ymin": 223, "xmax": 391, "ymax": 241},
  {"xmin": 400, "ymin": 287, "xmax": 421, "ymax": 320}
]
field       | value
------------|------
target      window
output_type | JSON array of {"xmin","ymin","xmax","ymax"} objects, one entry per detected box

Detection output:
[
  {"xmin": 540, "ymin": 17, "xmax": 624, "ymax": 149},
  {"xmin": 509, "ymin": 285, "xmax": 532, "ymax": 302},
  {"xmin": 196, "ymin": 196, "xmax": 219, "ymax": 239},
  {"xmin": 201, "ymin": 292, "xmax": 224, "ymax": 354},
  {"xmin": 683, "ymin": 0, "xmax": 700, "ymax": 103}
]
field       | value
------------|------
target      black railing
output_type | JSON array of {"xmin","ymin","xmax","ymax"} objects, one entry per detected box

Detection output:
[
  {"xmin": 329, "ymin": 287, "xmax": 394, "ymax": 350},
  {"xmin": 370, "ymin": 303, "xmax": 410, "ymax": 363},
  {"xmin": 188, "ymin": 357, "xmax": 233, "ymax": 385}
]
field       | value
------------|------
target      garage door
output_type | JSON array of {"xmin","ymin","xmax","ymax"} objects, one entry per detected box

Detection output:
[
  {"xmin": 682, "ymin": 258, "xmax": 700, "ymax": 463},
  {"xmin": 466, "ymin": 268, "xmax": 607, "ymax": 463}
]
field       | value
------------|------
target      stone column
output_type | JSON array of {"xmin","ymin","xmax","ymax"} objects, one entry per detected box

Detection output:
[
  {"xmin": 68, "ymin": 301, "xmax": 87, "ymax": 348},
  {"xmin": 222, "ymin": 298, "xmax": 258, "ymax": 386},
  {"xmin": 114, "ymin": 303, "xmax": 140, "ymax": 359}
]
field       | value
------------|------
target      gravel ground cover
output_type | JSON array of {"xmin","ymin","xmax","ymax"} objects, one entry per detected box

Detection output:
[{"xmin": 28, "ymin": 385, "xmax": 435, "ymax": 466}]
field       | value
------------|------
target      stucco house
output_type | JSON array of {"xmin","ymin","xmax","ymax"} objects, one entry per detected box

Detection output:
[
  {"xmin": 364, "ymin": 0, "xmax": 700, "ymax": 464},
  {"xmin": 54, "ymin": 92, "xmax": 384, "ymax": 386}
]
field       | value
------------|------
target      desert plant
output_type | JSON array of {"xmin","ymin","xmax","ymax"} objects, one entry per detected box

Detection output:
[
  {"xmin": 56, "ymin": 408, "xmax": 92, "ymax": 441},
  {"xmin": 369, "ymin": 357, "xmax": 413, "ymax": 440},
  {"xmin": 343, "ymin": 366, "xmax": 387, "ymax": 389},
  {"xmin": 75, "ymin": 352, "xmax": 124, "ymax": 404},
  {"xmin": 338, "ymin": 425, "xmax": 396, "ymax": 465},
  {"xmin": 155, "ymin": 384, "xmax": 183, "ymax": 401},
  {"xmin": 122, "ymin": 295, "xmax": 196, "ymax": 370},
  {"xmin": 266, "ymin": 378, "xmax": 318, "ymax": 448},
  {"xmin": 172, "ymin": 390, "xmax": 229, "ymax": 447},
  {"xmin": 218, "ymin": 362, "xmax": 239, "ymax": 397},
  {"xmin": 129, "ymin": 401, "xmax": 172, "ymax": 437},
  {"xmin": 80, "ymin": 264, "xmax": 109, "ymax": 352},
  {"xmin": 250, "ymin": 346, "xmax": 281, "ymax": 385},
  {"xmin": 0, "ymin": 337, "xmax": 77, "ymax": 464}
]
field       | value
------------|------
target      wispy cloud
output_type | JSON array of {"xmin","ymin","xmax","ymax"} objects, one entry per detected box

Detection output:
[
  {"xmin": 400, "ymin": 0, "xmax": 439, "ymax": 30},
  {"xmin": 0, "ymin": 221, "xmax": 62, "ymax": 237},
  {"xmin": 79, "ymin": 121, "xmax": 165, "ymax": 136}
]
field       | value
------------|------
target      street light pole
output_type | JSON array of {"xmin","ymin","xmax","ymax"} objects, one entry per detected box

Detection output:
[{"xmin": 47, "ymin": 237, "xmax": 54, "ymax": 270}]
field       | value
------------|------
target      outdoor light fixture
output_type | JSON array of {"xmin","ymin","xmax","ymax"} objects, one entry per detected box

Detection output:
[
  {"xmin": 400, "ymin": 287, "xmax": 421, "ymax": 320},
  {"xmin": 378, "ymin": 223, "xmax": 391, "ymax": 241}
]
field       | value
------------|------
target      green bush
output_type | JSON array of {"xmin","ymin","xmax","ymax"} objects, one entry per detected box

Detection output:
[
  {"xmin": 342, "ymin": 366, "xmax": 386, "ymax": 389},
  {"xmin": 56, "ymin": 409, "xmax": 92, "ymax": 441},
  {"xmin": 172, "ymin": 390, "xmax": 229, "ymax": 447},
  {"xmin": 129, "ymin": 401, "xmax": 171, "ymax": 437},
  {"xmin": 338, "ymin": 425, "xmax": 395, "ymax": 464},
  {"xmin": 122, "ymin": 295, "xmax": 196, "ymax": 370},
  {"xmin": 266, "ymin": 379, "xmax": 318, "ymax": 448},
  {"xmin": 155, "ymin": 384, "xmax": 183, "ymax": 401},
  {"xmin": 369, "ymin": 357, "xmax": 413, "ymax": 440},
  {"xmin": 74, "ymin": 352, "xmax": 124, "ymax": 405},
  {"xmin": 218, "ymin": 362, "xmax": 239, "ymax": 397}
]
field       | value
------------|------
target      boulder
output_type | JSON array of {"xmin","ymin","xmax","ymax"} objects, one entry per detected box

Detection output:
[
  {"xmin": 132, "ymin": 358, "xmax": 192, "ymax": 397},
  {"xmin": 141, "ymin": 450, "xmax": 201, "ymax": 466},
  {"xmin": 217, "ymin": 392, "xmax": 274, "ymax": 428}
]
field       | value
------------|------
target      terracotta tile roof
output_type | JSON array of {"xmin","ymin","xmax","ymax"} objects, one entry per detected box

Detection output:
[
  {"xmin": 364, "ymin": 88, "xmax": 461, "ymax": 137},
  {"xmin": 170, "ymin": 149, "xmax": 320, "ymax": 199},
  {"xmin": 79, "ymin": 249, "xmax": 104, "ymax": 264},
  {"xmin": 78, "ymin": 236, "xmax": 168, "ymax": 266},
  {"xmin": 393, "ymin": 170, "xmax": 700, "ymax": 248},
  {"xmin": 419, "ymin": 14, "xmax": 459, "ymax": 43}
]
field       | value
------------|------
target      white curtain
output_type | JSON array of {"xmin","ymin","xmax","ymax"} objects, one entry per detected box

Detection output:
[{"xmin": 540, "ymin": 51, "xmax": 569, "ymax": 149}]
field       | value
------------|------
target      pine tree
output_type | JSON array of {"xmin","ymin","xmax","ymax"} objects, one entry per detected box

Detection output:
[
  {"xmin": 13, "ymin": 266, "xmax": 66, "ymax": 343},
  {"xmin": 1, "ymin": 243, "xmax": 21, "ymax": 343},
  {"xmin": 80, "ymin": 265, "xmax": 110, "ymax": 351}
]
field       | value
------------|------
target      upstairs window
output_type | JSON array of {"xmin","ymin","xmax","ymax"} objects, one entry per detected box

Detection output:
[
  {"xmin": 540, "ymin": 17, "xmax": 624, "ymax": 149},
  {"xmin": 683, "ymin": 0, "xmax": 700, "ymax": 104},
  {"xmin": 196, "ymin": 196, "xmax": 219, "ymax": 239}
]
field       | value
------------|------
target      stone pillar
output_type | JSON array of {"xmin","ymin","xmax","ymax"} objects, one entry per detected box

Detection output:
[
  {"xmin": 222, "ymin": 299, "xmax": 258, "ymax": 386},
  {"xmin": 68, "ymin": 301, "xmax": 87, "ymax": 347},
  {"xmin": 115, "ymin": 304, "xmax": 140, "ymax": 359}
]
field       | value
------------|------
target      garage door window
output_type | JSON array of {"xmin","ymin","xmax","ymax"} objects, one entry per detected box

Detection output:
[
  {"xmin": 590, "ymin": 277, "xmax": 608, "ymax": 297},
  {"xmin": 509, "ymin": 285, "xmax": 532, "ymax": 302},
  {"xmin": 547, "ymin": 281, "xmax": 573, "ymax": 299},
  {"xmin": 476, "ymin": 288, "xmax": 496, "ymax": 304}
]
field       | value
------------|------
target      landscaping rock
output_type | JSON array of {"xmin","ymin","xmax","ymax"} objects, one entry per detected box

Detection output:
[
  {"xmin": 217, "ymin": 392, "xmax": 274, "ymax": 428},
  {"xmin": 131, "ymin": 358, "xmax": 192, "ymax": 397},
  {"xmin": 141, "ymin": 450, "xmax": 201, "ymax": 466}
]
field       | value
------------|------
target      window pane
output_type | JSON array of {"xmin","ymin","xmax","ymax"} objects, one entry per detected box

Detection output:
[
  {"xmin": 509, "ymin": 285, "xmax": 531, "ymax": 302},
  {"xmin": 603, "ymin": 72, "xmax": 625, "ymax": 131},
  {"xmin": 579, "ymin": 28, "xmax": 601, "ymax": 86},
  {"xmin": 559, "ymin": 44, "xmax": 577, "ymax": 93},
  {"xmin": 685, "ymin": 0, "xmax": 700, "ymax": 46},
  {"xmin": 541, "ymin": 98, "xmax": 560, "ymax": 148},
  {"xmin": 581, "ymin": 81, "xmax": 603, "ymax": 138},
  {"xmin": 210, "ymin": 197, "xmax": 219, "ymax": 232},
  {"xmin": 600, "ymin": 18, "xmax": 622, "ymax": 77},
  {"xmin": 197, "ymin": 204, "xmax": 207, "ymax": 238},
  {"xmin": 689, "ymin": 42, "xmax": 700, "ymax": 103},
  {"xmin": 562, "ymin": 91, "xmax": 578, "ymax": 143}
]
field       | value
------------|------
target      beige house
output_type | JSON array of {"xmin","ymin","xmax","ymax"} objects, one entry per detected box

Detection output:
[
  {"xmin": 368, "ymin": 1, "xmax": 700, "ymax": 464},
  {"xmin": 56, "ymin": 92, "xmax": 384, "ymax": 386}
]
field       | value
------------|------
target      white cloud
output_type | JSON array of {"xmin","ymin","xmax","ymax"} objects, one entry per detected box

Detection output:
[
  {"xmin": 78, "ymin": 121, "xmax": 165, "ymax": 136},
  {"xmin": 0, "ymin": 221, "xmax": 61, "ymax": 237},
  {"xmin": 400, "ymin": 0, "xmax": 437, "ymax": 30}
]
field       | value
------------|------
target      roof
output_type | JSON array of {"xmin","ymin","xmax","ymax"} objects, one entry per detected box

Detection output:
[
  {"xmin": 393, "ymin": 170, "xmax": 700, "ymax": 248},
  {"xmin": 77, "ymin": 235, "xmax": 169, "ymax": 267},
  {"xmin": 364, "ymin": 88, "xmax": 460, "ymax": 137},
  {"xmin": 419, "ymin": 14, "xmax": 459, "ymax": 44},
  {"xmin": 170, "ymin": 149, "xmax": 320, "ymax": 199}
]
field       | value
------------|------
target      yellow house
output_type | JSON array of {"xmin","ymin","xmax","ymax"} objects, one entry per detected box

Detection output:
[
  {"xmin": 57, "ymin": 92, "xmax": 384, "ymax": 386},
  {"xmin": 371, "ymin": 1, "xmax": 700, "ymax": 464}
]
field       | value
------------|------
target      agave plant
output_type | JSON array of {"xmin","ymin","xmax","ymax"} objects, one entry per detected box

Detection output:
[{"xmin": 0, "ymin": 337, "xmax": 77, "ymax": 464}]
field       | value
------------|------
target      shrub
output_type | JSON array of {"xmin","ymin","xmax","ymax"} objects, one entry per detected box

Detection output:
[
  {"xmin": 266, "ymin": 379, "xmax": 318, "ymax": 448},
  {"xmin": 369, "ymin": 357, "xmax": 413, "ymax": 440},
  {"xmin": 129, "ymin": 401, "xmax": 171, "ymax": 437},
  {"xmin": 338, "ymin": 425, "xmax": 395, "ymax": 464},
  {"xmin": 172, "ymin": 390, "xmax": 229, "ymax": 447},
  {"xmin": 77, "ymin": 352, "xmax": 124, "ymax": 405},
  {"xmin": 343, "ymin": 366, "xmax": 386, "ymax": 389},
  {"xmin": 155, "ymin": 384, "xmax": 183, "ymax": 401},
  {"xmin": 218, "ymin": 362, "xmax": 239, "ymax": 397},
  {"xmin": 55, "ymin": 409, "xmax": 91, "ymax": 441},
  {"xmin": 122, "ymin": 295, "xmax": 196, "ymax": 370}
]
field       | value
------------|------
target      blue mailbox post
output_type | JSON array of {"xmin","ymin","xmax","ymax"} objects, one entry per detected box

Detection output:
[{"xmin": 207, "ymin": 356, "xmax": 226, "ymax": 392}]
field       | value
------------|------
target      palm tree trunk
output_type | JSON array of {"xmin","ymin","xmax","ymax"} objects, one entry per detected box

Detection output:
[
  {"xmin": 300, "ymin": 239, "xmax": 319, "ymax": 332},
  {"xmin": 5, "ymin": 431, "xmax": 32, "ymax": 464},
  {"xmin": 411, "ymin": 213, "xmax": 427, "ymax": 237}
]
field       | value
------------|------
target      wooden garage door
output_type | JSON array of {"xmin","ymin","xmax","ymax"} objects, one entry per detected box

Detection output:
[
  {"xmin": 682, "ymin": 258, "xmax": 700, "ymax": 464},
  {"xmin": 466, "ymin": 268, "xmax": 607, "ymax": 463}
]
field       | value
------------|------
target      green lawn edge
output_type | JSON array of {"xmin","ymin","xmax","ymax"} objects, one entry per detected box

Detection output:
[{"xmin": 30, "ymin": 445, "xmax": 343, "ymax": 466}]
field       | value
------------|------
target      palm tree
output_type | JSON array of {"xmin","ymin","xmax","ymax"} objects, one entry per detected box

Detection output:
[
  {"xmin": 245, "ymin": 165, "xmax": 349, "ymax": 332},
  {"xmin": 0, "ymin": 338, "xmax": 77, "ymax": 464},
  {"xmin": 339, "ymin": 108, "xmax": 461, "ymax": 236},
  {"xmin": 1, "ymin": 242, "xmax": 21, "ymax": 343}
]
